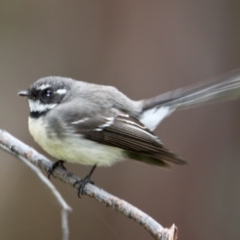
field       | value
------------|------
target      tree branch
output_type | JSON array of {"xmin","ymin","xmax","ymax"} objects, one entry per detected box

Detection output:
[
  {"xmin": 0, "ymin": 129, "xmax": 178, "ymax": 240},
  {"xmin": 0, "ymin": 131, "xmax": 71, "ymax": 240}
]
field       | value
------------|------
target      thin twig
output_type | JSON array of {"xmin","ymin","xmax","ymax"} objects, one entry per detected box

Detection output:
[
  {"xmin": 0, "ymin": 134, "xmax": 71, "ymax": 240},
  {"xmin": 0, "ymin": 129, "xmax": 178, "ymax": 240}
]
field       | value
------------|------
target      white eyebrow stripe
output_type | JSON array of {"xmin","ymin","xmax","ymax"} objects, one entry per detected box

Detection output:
[
  {"xmin": 28, "ymin": 99, "xmax": 57, "ymax": 113},
  {"xmin": 72, "ymin": 118, "xmax": 89, "ymax": 124},
  {"xmin": 56, "ymin": 89, "xmax": 67, "ymax": 95},
  {"xmin": 36, "ymin": 84, "xmax": 51, "ymax": 90}
]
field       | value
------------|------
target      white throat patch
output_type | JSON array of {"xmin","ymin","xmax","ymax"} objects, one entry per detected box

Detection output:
[{"xmin": 28, "ymin": 99, "xmax": 57, "ymax": 113}]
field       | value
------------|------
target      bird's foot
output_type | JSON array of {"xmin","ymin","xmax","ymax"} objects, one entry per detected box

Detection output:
[
  {"xmin": 74, "ymin": 165, "xmax": 96, "ymax": 197},
  {"xmin": 47, "ymin": 160, "xmax": 66, "ymax": 179}
]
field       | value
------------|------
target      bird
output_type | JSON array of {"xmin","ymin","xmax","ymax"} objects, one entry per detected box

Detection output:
[{"xmin": 18, "ymin": 69, "xmax": 240, "ymax": 196}]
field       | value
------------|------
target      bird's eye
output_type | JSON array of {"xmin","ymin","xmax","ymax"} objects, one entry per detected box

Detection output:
[{"xmin": 43, "ymin": 88, "xmax": 53, "ymax": 98}]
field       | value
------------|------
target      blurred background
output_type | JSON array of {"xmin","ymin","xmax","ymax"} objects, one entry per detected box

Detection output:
[{"xmin": 1, "ymin": 1, "xmax": 240, "ymax": 239}]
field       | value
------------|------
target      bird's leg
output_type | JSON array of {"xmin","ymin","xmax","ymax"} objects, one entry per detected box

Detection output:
[
  {"xmin": 47, "ymin": 160, "xmax": 66, "ymax": 179},
  {"xmin": 74, "ymin": 164, "xmax": 97, "ymax": 197}
]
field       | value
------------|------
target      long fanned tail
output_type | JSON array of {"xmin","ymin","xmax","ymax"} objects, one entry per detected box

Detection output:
[{"xmin": 140, "ymin": 69, "xmax": 240, "ymax": 130}]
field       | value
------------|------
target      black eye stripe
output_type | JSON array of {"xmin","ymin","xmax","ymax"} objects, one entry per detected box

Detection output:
[{"xmin": 29, "ymin": 85, "xmax": 67, "ymax": 103}]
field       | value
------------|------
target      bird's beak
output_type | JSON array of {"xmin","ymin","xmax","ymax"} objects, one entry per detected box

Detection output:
[{"xmin": 18, "ymin": 90, "xmax": 29, "ymax": 97}]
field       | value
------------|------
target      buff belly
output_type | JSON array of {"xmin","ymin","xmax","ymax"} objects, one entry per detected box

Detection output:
[{"xmin": 28, "ymin": 117, "xmax": 124, "ymax": 167}]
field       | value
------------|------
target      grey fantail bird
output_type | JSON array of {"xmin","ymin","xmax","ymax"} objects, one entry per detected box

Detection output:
[{"xmin": 18, "ymin": 69, "xmax": 240, "ymax": 196}]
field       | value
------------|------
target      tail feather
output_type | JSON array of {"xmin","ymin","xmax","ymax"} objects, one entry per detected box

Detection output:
[{"xmin": 140, "ymin": 69, "xmax": 240, "ymax": 130}]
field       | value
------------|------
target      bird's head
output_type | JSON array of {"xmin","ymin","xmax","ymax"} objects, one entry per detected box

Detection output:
[{"xmin": 18, "ymin": 76, "xmax": 73, "ymax": 117}]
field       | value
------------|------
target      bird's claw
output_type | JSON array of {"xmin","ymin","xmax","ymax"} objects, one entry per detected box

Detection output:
[
  {"xmin": 74, "ymin": 177, "xmax": 95, "ymax": 198},
  {"xmin": 74, "ymin": 164, "xmax": 97, "ymax": 197},
  {"xmin": 47, "ymin": 160, "xmax": 66, "ymax": 179}
]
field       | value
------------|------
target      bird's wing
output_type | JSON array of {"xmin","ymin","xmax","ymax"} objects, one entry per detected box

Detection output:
[{"xmin": 55, "ymin": 103, "xmax": 185, "ymax": 166}]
